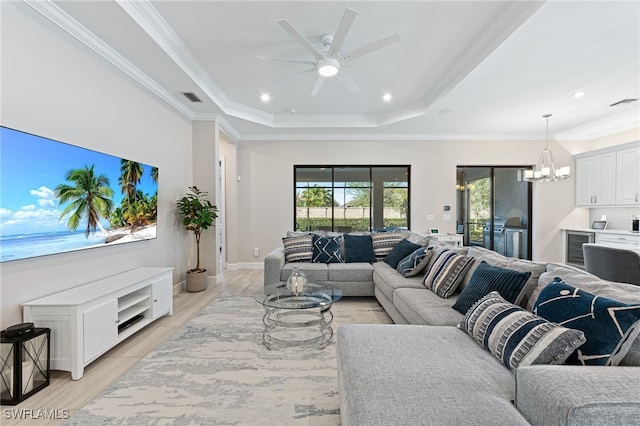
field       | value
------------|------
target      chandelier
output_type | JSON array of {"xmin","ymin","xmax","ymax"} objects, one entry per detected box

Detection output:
[{"xmin": 523, "ymin": 114, "xmax": 570, "ymax": 182}]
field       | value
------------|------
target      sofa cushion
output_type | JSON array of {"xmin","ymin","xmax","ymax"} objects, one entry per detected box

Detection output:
[
  {"xmin": 465, "ymin": 246, "xmax": 546, "ymax": 307},
  {"xmin": 371, "ymin": 231, "xmax": 405, "ymax": 259},
  {"xmin": 281, "ymin": 262, "xmax": 328, "ymax": 283},
  {"xmin": 393, "ymin": 288, "xmax": 464, "ymax": 326},
  {"xmin": 452, "ymin": 261, "xmax": 532, "ymax": 314},
  {"xmin": 328, "ymin": 262, "xmax": 374, "ymax": 282},
  {"xmin": 396, "ymin": 246, "xmax": 433, "ymax": 277},
  {"xmin": 424, "ymin": 250, "xmax": 474, "ymax": 298},
  {"xmin": 533, "ymin": 279, "xmax": 640, "ymax": 366},
  {"xmin": 373, "ymin": 262, "xmax": 424, "ymax": 302},
  {"xmin": 531, "ymin": 262, "xmax": 640, "ymax": 311},
  {"xmin": 343, "ymin": 234, "xmax": 376, "ymax": 263},
  {"xmin": 516, "ymin": 365, "xmax": 640, "ymax": 426},
  {"xmin": 406, "ymin": 232, "xmax": 433, "ymax": 246},
  {"xmin": 384, "ymin": 238, "xmax": 421, "ymax": 268},
  {"xmin": 460, "ymin": 291, "xmax": 586, "ymax": 371},
  {"xmin": 281, "ymin": 235, "xmax": 313, "ymax": 262},
  {"xmin": 337, "ymin": 324, "xmax": 531, "ymax": 426},
  {"xmin": 311, "ymin": 234, "xmax": 343, "ymax": 263}
]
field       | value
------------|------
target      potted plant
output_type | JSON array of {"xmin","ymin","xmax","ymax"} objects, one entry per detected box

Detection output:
[{"xmin": 176, "ymin": 186, "xmax": 219, "ymax": 292}]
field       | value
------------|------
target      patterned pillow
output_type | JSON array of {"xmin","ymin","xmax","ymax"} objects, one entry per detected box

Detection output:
[
  {"xmin": 282, "ymin": 235, "xmax": 313, "ymax": 262},
  {"xmin": 423, "ymin": 250, "xmax": 474, "ymax": 298},
  {"xmin": 459, "ymin": 292, "xmax": 586, "ymax": 371},
  {"xmin": 371, "ymin": 232, "xmax": 404, "ymax": 259},
  {"xmin": 533, "ymin": 279, "xmax": 640, "ymax": 366},
  {"xmin": 396, "ymin": 246, "xmax": 433, "ymax": 277},
  {"xmin": 452, "ymin": 261, "xmax": 532, "ymax": 314},
  {"xmin": 311, "ymin": 234, "xmax": 343, "ymax": 263},
  {"xmin": 384, "ymin": 239, "xmax": 421, "ymax": 268},
  {"xmin": 343, "ymin": 234, "xmax": 376, "ymax": 263}
]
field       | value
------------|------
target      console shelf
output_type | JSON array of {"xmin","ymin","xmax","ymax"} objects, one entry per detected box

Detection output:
[{"xmin": 23, "ymin": 267, "xmax": 173, "ymax": 380}]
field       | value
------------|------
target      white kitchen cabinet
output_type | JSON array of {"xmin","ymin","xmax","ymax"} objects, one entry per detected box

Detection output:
[
  {"xmin": 616, "ymin": 146, "xmax": 640, "ymax": 205},
  {"xmin": 22, "ymin": 267, "xmax": 173, "ymax": 380},
  {"xmin": 596, "ymin": 232, "xmax": 640, "ymax": 248},
  {"xmin": 576, "ymin": 152, "xmax": 616, "ymax": 206}
]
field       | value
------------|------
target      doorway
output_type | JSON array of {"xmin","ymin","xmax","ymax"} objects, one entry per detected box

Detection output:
[{"xmin": 456, "ymin": 166, "xmax": 532, "ymax": 260}]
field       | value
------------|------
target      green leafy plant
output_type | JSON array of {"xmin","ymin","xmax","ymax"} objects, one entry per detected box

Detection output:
[{"xmin": 176, "ymin": 186, "xmax": 218, "ymax": 272}]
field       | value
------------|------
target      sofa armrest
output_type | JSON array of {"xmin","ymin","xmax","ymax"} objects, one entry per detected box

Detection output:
[
  {"xmin": 515, "ymin": 365, "xmax": 640, "ymax": 426},
  {"xmin": 264, "ymin": 247, "xmax": 286, "ymax": 292}
]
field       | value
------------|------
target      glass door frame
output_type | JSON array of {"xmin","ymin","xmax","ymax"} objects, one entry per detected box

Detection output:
[{"xmin": 457, "ymin": 165, "xmax": 533, "ymax": 260}]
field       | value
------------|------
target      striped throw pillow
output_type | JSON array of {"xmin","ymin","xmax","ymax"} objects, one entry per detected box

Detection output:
[
  {"xmin": 282, "ymin": 235, "xmax": 313, "ymax": 262},
  {"xmin": 459, "ymin": 292, "xmax": 586, "ymax": 371},
  {"xmin": 371, "ymin": 232, "xmax": 404, "ymax": 259},
  {"xmin": 423, "ymin": 250, "xmax": 474, "ymax": 298}
]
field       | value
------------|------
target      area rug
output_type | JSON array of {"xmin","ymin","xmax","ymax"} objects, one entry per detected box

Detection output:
[{"xmin": 65, "ymin": 296, "xmax": 392, "ymax": 426}]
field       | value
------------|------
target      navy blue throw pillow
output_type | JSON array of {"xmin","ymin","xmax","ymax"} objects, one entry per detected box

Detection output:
[
  {"xmin": 384, "ymin": 239, "xmax": 421, "ymax": 268},
  {"xmin": 312, "ymin": 234, "xmax": 343, "ymax": 263},
  {"xmin": 343, "ymin": 234, "xmax": 376, "ymax": 263},
  {"xmin": 533, "ymin": 278, "xmax": 640, "ymax": 366},
  {"xmin": 452, "ymin": 261, "xmax": 531, "ymax": 314}
]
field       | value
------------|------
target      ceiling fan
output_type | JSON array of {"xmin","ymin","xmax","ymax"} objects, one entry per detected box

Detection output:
[{"xmin": 258, "ymin": 8, "xmax": 400, "ymax": 96}]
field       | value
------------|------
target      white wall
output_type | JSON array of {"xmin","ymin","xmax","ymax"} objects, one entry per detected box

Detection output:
[
  {"xmin": 1, "ymin": 3, "xmax": 192, "ymax": 327},
  {"xmin": 236, "ymin": 138, "xmax": 585, "ymax": 265}
]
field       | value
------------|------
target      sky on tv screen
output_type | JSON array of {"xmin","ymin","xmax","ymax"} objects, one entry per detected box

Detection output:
[{"xmin": 0, "ymin": 126, "xmax": 158, "ymax": 262}]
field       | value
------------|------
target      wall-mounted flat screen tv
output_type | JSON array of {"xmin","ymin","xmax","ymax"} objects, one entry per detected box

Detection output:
[{"xmin": 0, "ymin": 126, "xmax": 158, "ymax": 262}]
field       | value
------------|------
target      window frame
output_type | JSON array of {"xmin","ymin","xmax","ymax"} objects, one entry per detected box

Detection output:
[{"xmin": 293, "ymin": 165, "xmax": 411, "ymax": 232}]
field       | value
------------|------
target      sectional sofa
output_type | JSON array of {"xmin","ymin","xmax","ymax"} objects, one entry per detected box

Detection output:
[{"xmin": 264, "ymin": 231, "xmax": 640, "ymax": 425}]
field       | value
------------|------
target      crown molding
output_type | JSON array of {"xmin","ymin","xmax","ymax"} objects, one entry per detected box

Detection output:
[
  {"xmin": 23, "ymin": 0, "xmax": 195, "ymax": 121},
  {"xmin": 116, "ymin": 0, "xmax": 545, "ymax": 130},
  {"xmin": 418, "ymin": 1, "xmax": 546, "ymax": 114},
  {"xmin": 236, "ymin": 133, "xmax": 541, "ymax": 142},
  {"xmin": 554, "ymin": 109, "xmax": 640, "ymax": 141}
]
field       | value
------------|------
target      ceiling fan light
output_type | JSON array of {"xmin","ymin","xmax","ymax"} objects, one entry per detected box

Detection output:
[{"xmin": 317, "ymin": 58, "xmax": 339, "ymax": 77}]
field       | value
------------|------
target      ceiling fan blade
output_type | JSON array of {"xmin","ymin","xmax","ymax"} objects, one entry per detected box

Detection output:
[
  {"xmin": 277, "ymin": 19, "xmax": 325, "ymax": 61},
  {"xmin": 311, "ymin": 76, "xmax": 325, "ymax": 96},
  {"xmin": 328, "ymin": 8, "xmax": 358, "ymax": 58},
  {"xmin": 273, "ymin": 67, "xmax": 316, "ymax": 84},
  {"xmin": 256, "ymin": 56, "xmax": 316, "ymax": 65},
  {"xmin": 337, "ymin": 71, "xmax": 360, "ymax": 93},
  {"xmin": 340, "ymin": 33, "xmax": 400, "ymax": 61}
]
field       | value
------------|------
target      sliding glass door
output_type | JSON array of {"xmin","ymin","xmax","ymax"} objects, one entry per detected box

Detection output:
[{"xmin": 456, "ymin": 166, "xmax": 532, "ymax": 260}]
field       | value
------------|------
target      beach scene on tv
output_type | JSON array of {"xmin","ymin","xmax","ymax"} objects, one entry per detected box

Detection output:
[{"xmin": 0, "ymin": 127, "xmax": 158, "ymax": 262}]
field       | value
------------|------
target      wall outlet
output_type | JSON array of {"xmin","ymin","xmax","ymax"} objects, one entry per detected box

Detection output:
[
  {"xmin": 426, "ymin": 214, "xmax": 435, "ymax": 221},
  {"xmin": 443, "ymin": 214, "xmax": 451, "ymax": 221},
  {"xmin": 253, "ymin": 248, "xmax": 260, "ymax": 257}
]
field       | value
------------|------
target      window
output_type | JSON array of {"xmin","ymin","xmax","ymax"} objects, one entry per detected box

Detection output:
[{"xmin": 295, "ymin": 166, "xmax": 410, "ymax": 232}]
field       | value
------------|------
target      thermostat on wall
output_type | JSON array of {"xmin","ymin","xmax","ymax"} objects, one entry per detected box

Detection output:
[{"xmin": 591, "ymin": 220, "xmax": 607, "ymax": 230}]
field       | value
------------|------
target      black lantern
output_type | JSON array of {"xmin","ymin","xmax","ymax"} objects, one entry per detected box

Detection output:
[{"xmin": 1, "ymin": 325, "xmax": 50, "ymax": 405}]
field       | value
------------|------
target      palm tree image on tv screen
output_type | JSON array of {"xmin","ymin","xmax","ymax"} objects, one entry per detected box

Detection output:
[{"xmin": 0, "ymin": 126, "xmax": 158, "ymax": 262}]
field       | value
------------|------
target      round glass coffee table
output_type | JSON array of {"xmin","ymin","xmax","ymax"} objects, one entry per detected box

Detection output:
[{"xmin": 255, "ymin": 283, "xmax": 343, "ymax": 350}]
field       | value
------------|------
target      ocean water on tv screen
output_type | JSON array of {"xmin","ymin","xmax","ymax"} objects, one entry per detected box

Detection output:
[{"xmin": 0, "ymin": 230, "xmax": 105, "ymax": 262}]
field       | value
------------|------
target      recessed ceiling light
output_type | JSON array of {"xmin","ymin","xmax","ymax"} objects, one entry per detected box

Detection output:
[
  {"xmin": 260, "ymin": 93, "xmax": 270, "ymax": 102},
  {"xmin": 573, "ymin": 91, "xmax": 586, "ymax": 99},
  {"xmin": 382, "ymin": 93, "xmax": 392, "ymax": 102}
]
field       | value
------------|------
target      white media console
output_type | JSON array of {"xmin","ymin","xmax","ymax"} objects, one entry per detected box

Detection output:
[{"xmin": 23, "ymin": 267, "xmax": 174, "ymax": 380}]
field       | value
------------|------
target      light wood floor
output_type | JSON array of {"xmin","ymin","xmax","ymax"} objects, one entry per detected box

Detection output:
[{"xmin": 4, "ymin": 269, "xmax": 264, "ymax": 425}]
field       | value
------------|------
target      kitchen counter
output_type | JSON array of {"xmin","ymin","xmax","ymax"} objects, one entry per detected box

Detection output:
[
  {"xmin": 561, "ymin": 228, "xmax": 640, "ymax": 236},
  {"xmin": 562, "ymin": 229, "xmax": 640, "ymax": 267}
]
